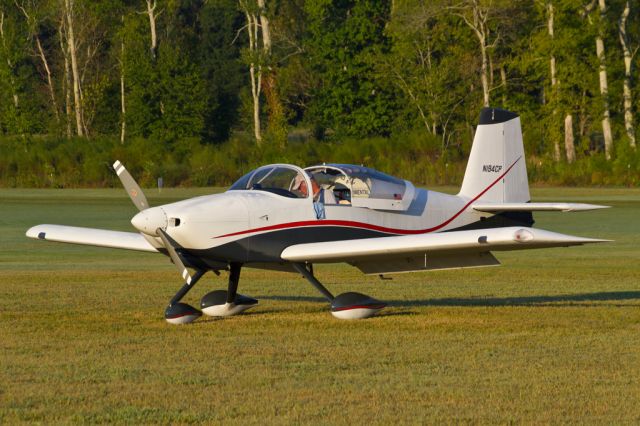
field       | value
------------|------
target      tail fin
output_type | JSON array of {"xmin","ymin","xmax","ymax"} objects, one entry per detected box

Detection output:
[{"xmin": 458, "ymin": 108, "xmax": 530, "ymax": 203}]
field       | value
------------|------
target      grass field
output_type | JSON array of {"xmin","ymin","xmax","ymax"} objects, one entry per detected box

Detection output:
[{"xmin": 1, "ymin": 187, "xmax": 639, "ymax": 423}]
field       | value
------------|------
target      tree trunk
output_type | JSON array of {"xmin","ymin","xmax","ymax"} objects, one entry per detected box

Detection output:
[
  {"xmin": 0, "ymin": 11, "xmax": 19, "ymax": 109},
  {"xmin": 145, "ymin": 0, "xmax": 158, "ymax": 60},
  {"xmin": 15, "ymin": 2, "xmax": 60, "ymax": 124},
  {"xmin": 596, "ymin": 0, "xmax": 612, "ymax": 159},
  {"xmin": 500, "ymin": 65, "xmax": 506, "ymax": 105},
  {"xmin": 257, "ymin": 0, "xmax": 271, "ymax": 52},
  {"xmin": 257, "ymin": 0, "xmax": 286, "ymax": 146},
  {"xmin": 618, "ymin": 0, "xmax": 636, "ymax": 148},
  {"xmin": 120, "ymin": 19, "xmax": 126, "ymax": 144},
  {"xmin": 65, "ymin": 0, "xmax": 83, "ymax": 136},
  {"xmin": 456, "ymin": 0, "xmax": 491, "ymax": 107},
  {"xmin": 35, "ymin": 36, "xmax": 60, "ymax": 124},
  {"xmin": 548, "ymin": 1, "xmax": 561, "ymax": 162},
  {"xmin": 564, "ymin": 114, "xmax": 575, "ymax": 163},
  {"xmin": 58, "ymin": 20, "xmax": 72, "ymax": 137},
  {"xmin": 479, "ymin": 36, "xmax": 489, "ymax": 106},
  {"xmin": 243, "ymin": 8, "xmax": 262, "ymax": 143}
]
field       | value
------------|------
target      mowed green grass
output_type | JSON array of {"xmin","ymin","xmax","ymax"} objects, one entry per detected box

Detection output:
[{"xmin": 1, "ymin": 187, "xmax": 639, "ymax": 424}]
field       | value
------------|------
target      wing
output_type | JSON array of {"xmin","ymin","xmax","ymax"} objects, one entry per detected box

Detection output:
[
  {"xmin": 472, "ymin": 202, "xmax": 609, "ymax": 212},
  {"xmin": 26, "ymin": 224, "xmax": 159, "ymax": 253},
  {"xmin": 280, "ymin": 226, "xmax": 610, "ymax": 275}
]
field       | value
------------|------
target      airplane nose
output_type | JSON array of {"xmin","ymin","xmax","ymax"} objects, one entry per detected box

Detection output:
[{"xmin": 131, "ymin": 207, "xmax": 168, "ymax": 235}]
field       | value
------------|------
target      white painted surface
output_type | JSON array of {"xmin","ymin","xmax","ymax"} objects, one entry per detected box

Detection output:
[
  {"xmin": 331, "ymin": 307, "xmax": 383, "ymax": 320},
  {"xmin": 201, "ymin": 302, "xmax": 257, "ymax": 317},
  {"xmin": 280, "ymin": 227, "xmax": 609, "ymax": 263},
  {"xmin": 26, "ymin": 225, "xmax": 158, "ymax": 252},
  {"xmin": 165, "ymin": 314, "xmax": 200, "ymax": 325},
  {"xmin": 472, "ymin": 202, "xmax": 609, "ymax": 212}
]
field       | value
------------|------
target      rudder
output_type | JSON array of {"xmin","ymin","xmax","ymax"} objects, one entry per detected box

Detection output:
[{"xmin": 458, "ymin": 108, "xmax": 530, "ymax": 203}]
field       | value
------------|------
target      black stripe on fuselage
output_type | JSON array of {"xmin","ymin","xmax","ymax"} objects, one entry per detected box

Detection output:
[{"xmin": 187, "ymin": 211, "xmax": 534, "ymax": 266}]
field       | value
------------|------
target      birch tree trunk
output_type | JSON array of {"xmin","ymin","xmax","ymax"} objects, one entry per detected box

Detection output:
[
  {"xmin": 249, "ymin": 11, "xmax": 262, "ymax": 143},
  {"xmin": 455, "ymin": 0, "xmax": 492, "ymax": 107},
  {"xmin": 564, "ymin": 114, "xmax": 576, "ymax": 163},
  {"xmin": 596, "ymin": 0, "xmax": 613, "ymax": 159},
  {"xmin": 240, "ymin": 1, "xmax": 263, "ymax": 144},
  {"xmin": 547, "ymin": 1, "xmax": 561, "ymax": 162},
  {"xmin": 257, "ymin": 0, "xmax": 287, "ymax": 146},
  {"xmin": 59, "ymin": 20, "xmax": 72, "ymax": 137},
  {"xmin": 145, "ymin": 0, "xmax": 158, "ymax": 60},
  {"xmin": 257, "ymin": 0, "xmax": 271, "ymax": 52},
  {"xmin": 65, "ymin": 0, "xmax": 84, "ymax": 136},
  {"xmin": 618, "ymin": 0, "xmax": 636, "ymax": 148},
  {"xmin": 120, "ymin": 18, "xmax": 126, "ymax": 144},
  {"xmin": 35, "ymin": 36, "xmax": 60, "ymax": 124}
]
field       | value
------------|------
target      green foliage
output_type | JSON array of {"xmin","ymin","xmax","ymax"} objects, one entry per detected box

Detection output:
[
  {"xmin": 5, "ymin": 130, "xmax": 638, "ymax": 189},
  {"xmin": 305, "ymin": 0, "xmax": 397, "ymax": 136},
  {"xmin": 0, "ymin": 0, "xmax": 638, "ymax": 186}
]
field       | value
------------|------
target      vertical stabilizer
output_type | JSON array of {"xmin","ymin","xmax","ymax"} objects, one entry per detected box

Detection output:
[{"xmin": 458, "ymin": 108, "xmax": 530, "ymax": 203}]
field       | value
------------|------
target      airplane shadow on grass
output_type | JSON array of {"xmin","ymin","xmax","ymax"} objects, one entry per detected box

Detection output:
[{"xmin": 258, "ymin": 291, "xmax": 640, "ymax": 308}]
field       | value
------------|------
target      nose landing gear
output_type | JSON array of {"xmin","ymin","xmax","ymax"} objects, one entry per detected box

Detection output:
[
  {"xmin": 164, "ymin": 270, "xmax": 206, "ymax": 324},
  {"xmin": 164, "ymin": 262, "xmax": 258, "ymax": 324}
]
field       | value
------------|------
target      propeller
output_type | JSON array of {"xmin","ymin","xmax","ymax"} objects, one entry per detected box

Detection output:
[
  {"xmin": 157, "ymin": 228, "xmax": 195, "ymax": 286},
  {"xmin": 113, "ymin": 160, "xmax": 149, "ymax": 211},
  {"xmin": 113, "ymin": 159, "xmax": 192, "ymax": 280},
  {"xmin": 113, "ymin": 160, "xmax": 204, "ymax": 323}
]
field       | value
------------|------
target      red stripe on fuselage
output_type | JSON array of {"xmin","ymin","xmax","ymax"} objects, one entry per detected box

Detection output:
[{"xmin": 214, "ymin": 157, "xmax": 521, "ymax": 239}]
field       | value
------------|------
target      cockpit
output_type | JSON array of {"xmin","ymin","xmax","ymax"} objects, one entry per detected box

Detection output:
[
  {"xmin": 228, "ymin": 163, "xmax": 415, "ymax": 211},
  {"xmin": 228, "ymin": 164, "xmax": 309, "ymax": 198},
  {"xmin": 304, "ymin": 164, "xmax": 415, "ymax": 211}
]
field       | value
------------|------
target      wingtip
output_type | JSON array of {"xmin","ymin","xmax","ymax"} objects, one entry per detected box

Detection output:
[
  {"xmin": 566, "ymin": 203, "xmax": 610, "ymax": 212},
  {"xmin": 26, "ymin": 225, "xmax": 45, "ymax": 239}
]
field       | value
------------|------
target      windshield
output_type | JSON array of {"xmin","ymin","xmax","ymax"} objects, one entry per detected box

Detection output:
[{"xmin": 229, "ymin": 165, "xmax": 308, "ymax": 199}]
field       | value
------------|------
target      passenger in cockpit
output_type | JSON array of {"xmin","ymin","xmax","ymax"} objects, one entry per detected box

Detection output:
[{"xmin": 293, "ymin": 173, "xmax": 337, "ymax": 204}]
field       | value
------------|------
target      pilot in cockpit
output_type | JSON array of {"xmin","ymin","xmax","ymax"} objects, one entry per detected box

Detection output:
[{"xmin": 293, "ymin": 173, "xmax": 337, "ymax": 204}]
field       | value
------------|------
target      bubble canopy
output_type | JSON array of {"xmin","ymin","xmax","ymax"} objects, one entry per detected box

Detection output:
[
  {"xmin": 304, "ymin": 164, "xmax": 415, "ymax": 210},
  {"xmin": 229, "ymin": 163, "xmax": 415, "ymax": 211}
]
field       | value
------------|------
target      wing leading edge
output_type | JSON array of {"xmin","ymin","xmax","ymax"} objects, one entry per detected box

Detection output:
[
  {"xmin": 280, "ymin": 227, "xmax": 610, "ymax": 275},
  {"xmin": 26, "ymin": 224, "xmax": 159, "ymax": 253}
]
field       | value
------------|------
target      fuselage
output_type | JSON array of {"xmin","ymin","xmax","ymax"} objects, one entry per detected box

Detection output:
[
  {"xmin": 129, "ymin": 162, "xmax": 534, "ymax": 269},
  {"xmin": 143, "ymin": 188, "xmax": 516, "ymax": 267}
]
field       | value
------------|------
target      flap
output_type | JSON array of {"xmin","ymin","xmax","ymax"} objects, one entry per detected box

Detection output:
[{"xmin": 351, "ymin": 252, "xmax": 500, "ymax": 275}]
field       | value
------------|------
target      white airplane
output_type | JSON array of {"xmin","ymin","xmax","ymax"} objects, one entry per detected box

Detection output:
[{"xmin": 27, "ymin": 108, "xmax": 609, "ymax": 324}]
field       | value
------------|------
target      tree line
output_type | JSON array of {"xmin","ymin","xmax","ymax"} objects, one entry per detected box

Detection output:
[{"xmin": 0, "ymin": 0, "xmax": 638, "ymax": 187}]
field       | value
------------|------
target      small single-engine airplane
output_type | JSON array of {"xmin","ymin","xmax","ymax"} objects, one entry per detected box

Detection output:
[{"xmin": 27, "ymin": 108, "xmax": 609, "ymax": 323}]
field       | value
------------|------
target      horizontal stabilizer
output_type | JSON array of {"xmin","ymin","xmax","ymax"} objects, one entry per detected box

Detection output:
[
  {"xmin": 280, "ymin": 227, "xmax": 610, "ymax": 269},
  {"xmin": 26, "ymin": 224, "xmax": 158, "ymax": 253},
  {"xmin": 472, "ymin": 202, "xmax": 609, "ymax": 212}
]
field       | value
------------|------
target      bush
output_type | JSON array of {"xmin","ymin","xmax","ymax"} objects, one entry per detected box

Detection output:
[{"xmin": 0, "ymin": 133, "xmax": 638, "ymax": 188}]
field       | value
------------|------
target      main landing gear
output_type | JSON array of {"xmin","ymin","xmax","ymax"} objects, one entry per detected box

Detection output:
[
  {"xmin": 292, "ymin": 263, "xmax": 387, "ymax": 319},
  {"xmin": 164, "ymin": 262, "xmax": 386, "ymax": 324},
  {"xmin": 164, "ymin": 262, "xmax": 258, "ymax": 325}
]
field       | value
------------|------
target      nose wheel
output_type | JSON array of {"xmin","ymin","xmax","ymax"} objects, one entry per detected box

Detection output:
[
  {"xmin": 164, "ymin": 269, "xmax": 206, "ymax": 324},
  {"xmin": 164, "ymin": 262, "xmax": 258, "ymax": 324}
]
